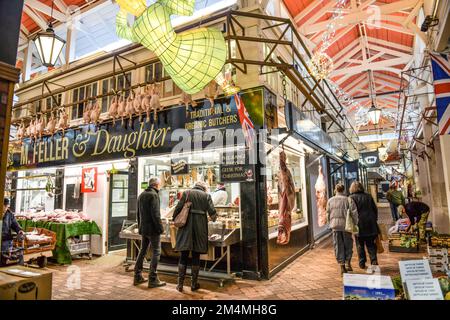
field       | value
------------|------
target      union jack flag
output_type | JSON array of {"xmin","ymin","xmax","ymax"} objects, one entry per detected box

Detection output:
[
  {"xmin": 234, "ymin": 94, "xmax": 255, "ymax": 148},
  {"xmin": 430, "ymin": 53, "xmax": 450, "ymax": 135}
]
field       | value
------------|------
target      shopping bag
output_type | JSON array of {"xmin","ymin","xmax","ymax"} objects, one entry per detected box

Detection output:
[
  {"xmin": 345, "ymin": 213, "xmax": 358, "ymax": 234},
  {"xmin": 376, "ymin": 234, "xmax": 385, "ymax": 254},
  {"xmin": 345, "ymin": 203, "xmax": 359, "ymax": 234},
  {"xmin": 173, "ymin": 191, "xmax": 191, "ymax": 228}
]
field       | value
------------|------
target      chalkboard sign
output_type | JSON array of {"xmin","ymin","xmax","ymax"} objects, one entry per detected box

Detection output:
[
  {"xmin": 219, "ymin": 151, "xmax": 254, "ymax": 182},
  {"xmin": 171, "ymin": 158, "xmax": 189, "ymax": 175}
]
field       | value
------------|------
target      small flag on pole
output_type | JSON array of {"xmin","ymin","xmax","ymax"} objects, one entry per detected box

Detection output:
[
  {"xmin": 234, "ymin": 94, "xmax": 256, "ymax": 148},
  {"xmin": 430, "ymin": 52, "xmax": 450, "ymax": 135}
]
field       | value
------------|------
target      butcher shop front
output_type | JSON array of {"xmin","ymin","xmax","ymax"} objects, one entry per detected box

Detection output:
[{"xmin": 7, "ymin": 86, "xmax": 320, "ymax": 280}]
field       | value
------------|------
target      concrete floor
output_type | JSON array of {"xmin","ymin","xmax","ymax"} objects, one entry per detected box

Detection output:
[{"xmin": 48, "ymin": 207, "xmax": 423, "ymax": 300}]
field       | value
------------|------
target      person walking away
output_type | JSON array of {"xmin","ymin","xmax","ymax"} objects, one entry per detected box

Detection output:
[
  {"xmin": 326, "ymin": 184, "xmax": 358, "ymax": 275},
  {"xmin": 211, "ymin": 182, "xmax": 228, "ymax": 206},
  {"xmin": 349, "ymin": 181, "xmax": 379, "ymax": 269},
  {"xmin": 173, "ymin": 181, "xmax": 217, "ymax": 292},
  {"xmin": 400, "ymin": 199, "xmax": 430, "ymax": 242},
  {"xmin": 134, "ymin": 177, "xmax": 166, "ymax": 288},
  {"xmin": 386, "ymin": 184, "xmax": 405, "ymax": 222},
  {"xmin": 1, "ymin": 198, "xmax": 24, "ymax": 266}
]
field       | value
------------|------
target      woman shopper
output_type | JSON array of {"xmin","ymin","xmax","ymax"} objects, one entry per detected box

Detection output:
[
  {"xmin": 173, "ymin": 181, "xmax": 217, "ymax": 292},
  {"xmin": 327, "ymin": 184, "xmax": 358, "ymax": 275},
  {"xmin": 349, "ymin": 181, "xmax": 379, "ymax": 269}
]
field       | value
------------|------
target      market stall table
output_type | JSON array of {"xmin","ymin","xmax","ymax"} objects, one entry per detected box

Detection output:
[{"xmin": 17, "ymin": 220, "xmax": 101, "ymax": 264}]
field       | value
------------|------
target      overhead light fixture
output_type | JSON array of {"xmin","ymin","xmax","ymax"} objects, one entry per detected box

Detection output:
[
  {"xmin": 368, "ymin": 104, "xmax": 382, "ymax": 125},
  {"xmin": 378, "ymin": 142, "xmax": 387, "ymax": 156},
  {"xmin": 32, "ymin": 2, "xmax": 66, "ymax": 67}
]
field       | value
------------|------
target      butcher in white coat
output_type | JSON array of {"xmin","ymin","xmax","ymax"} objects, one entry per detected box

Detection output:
[{"xmin": 211, "ymin": 183, "xmax": 228, "ymax": 206}]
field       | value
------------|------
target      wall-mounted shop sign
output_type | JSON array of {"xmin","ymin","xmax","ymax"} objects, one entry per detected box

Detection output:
[
  {"xmin": 219, "ymin": 150, "xmax": 254, "ymax": 182},
  {"xmin": 284, "ymin": 101, "xmax": 337, "ymax": 156},
  {"xmin": 8, "ymin": 88, "xmax": 264, "ymax": 171},
  {"xmin": 360, "ymin": 151, "xmax": 380, "ymax": 168},
  {"xmin": 81, "ymin": 167, "xmax": 97, "ymax": 193},
  {"xmin": 171, "ymin": 158, "xmax": 189, "ymax": 175}
]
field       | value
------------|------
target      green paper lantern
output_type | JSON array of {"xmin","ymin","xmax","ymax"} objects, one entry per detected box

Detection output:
[{"xmin": 116, "ymin": 0, "xmax": 227, "ymax": 94}]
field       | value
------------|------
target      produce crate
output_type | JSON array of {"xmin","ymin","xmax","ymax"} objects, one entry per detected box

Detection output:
[
  {"xmin": 69, "ymin": 241, "xmax": 90, "ymax": 255},
  {"xmin": 19, "ymin": 228, "xmax": 56, "ymax": 255},
  {"xmin": 388, "ymin": 244, "xmax": 420, "ymax": 253}
]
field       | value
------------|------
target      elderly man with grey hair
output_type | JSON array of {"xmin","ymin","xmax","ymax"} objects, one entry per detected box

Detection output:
[{"xmin": 134, "ymin": 177, "xmax": 166, "ymax": 288}]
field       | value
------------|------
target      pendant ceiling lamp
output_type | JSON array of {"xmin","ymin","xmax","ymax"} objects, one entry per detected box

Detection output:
[
  {"xmin": 367, "ymin": 70, "xmax": 381, "ymax": 125},
  {"xmin": 378, "ymin": 142, "xmax": 387, "ymax": 156},
  {"xmin": 368, "ymin": 104, "xmax": 382, "ymax": 125},
  {"xmin": 115, "ymin": 0, "xmax": 237, "ymax": 95},
  {"xmin": 32, "ymin": 1, "xmax": 66, "ymax": 67}
]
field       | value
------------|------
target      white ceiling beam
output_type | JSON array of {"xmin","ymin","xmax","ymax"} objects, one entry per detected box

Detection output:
[
  {"xmin": 332, "ymin": 39, "xmax": 361, "ymax": 62},
  {"xmin": 367, "ymin": 37, "xmax": 412, "ymax": 52},
  {"xmin": 23, "ymin": 6, "xmax": 48, "ymax": 30},
  {"xmin": 369, "ymin": 43, "xmax": 412, "ymax": 59},
  {"xmin": 375, "ymin": 73, "xmax": 402, "ymax": 85},
  {"xmin": 333, "ymin": 44, "xmax": 362, "ymax": 69},
  {"xmin": 300, "ymin": 0, "xmax": 421, "ymax": 35},
  {"xmin": 331, "ymin": 56, "xmax": 411, "ymax": 77},
  {"xmin": 343, "ymin": 74, "xmax": 368, "ymax": 91},
  {"xmin": 294, "ymin": 0, "xmax": 326, "ymax": 23},
  {"xmin": 327, "ymin": 25, "xmax": 355, "ymax": 48},
  {"xmin": 300, "ymin": 0, "xmax": 337, "ymax": 27},
  {"xmin": 24, "ymin": 0, "xmax": 67, "ymax": 22},
  {"xmin": 53, "ymin": 0, "xmax": 68, "ymax": 13},
  {"xmin": 365, "ymin": 21, "xmax": 415, "ymax": 35},
  {"xmin": 20, "ymin": 25, "xmax": 29, "ymax": 36}
]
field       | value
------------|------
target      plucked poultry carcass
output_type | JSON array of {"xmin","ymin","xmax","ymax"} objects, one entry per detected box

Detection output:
[
  {"xmin": 36, "ymin": 116, "xmax": 46, "ymax": 140},
  {"xmin": 142, "ymin": 85, "xmax": 152, "ymax": 123},
  {"xmin": 83, "ymin": 101, "xmax": 92, "ymax": 124},
  {"xmin": 133, "ymin": 89, "xmax": 144, "ymax": 122},
  {"xmin": 89, "ymin": 99, "xmax": 101, "ymax": 127},
  {"xmin": 45, "ymin": 112, "xmax": 57, "ymax": 136},
  {"xmin": 117, "ymin": 95, "xmax": 127, "ymax": 126},
  {"xmin": 25, "ymin": 120, "xmax": 32, "ymax": 138},
  {"xmin": 29, "ymin": 118, "xmax": 37, "ymax": 141},
  {"xmin": 16, "ymin": 122, "xmax": 25, "ymax": 141},
  {"xmin": 108, "ymin": 96, "xmax": 118, "ymax": 124},
  {"xmin": 315, "ymin": 164, "xmax": 327, "ymax": 227},
  {"xmin": 277, "ymin": 150, "xmax": 296, "ymax": 245},
  {"xmin": 125, "ymin": 92, "xmax": 135, "ymax": 126},
  {"xmin": 179, "ymin": 91, "xmax": 197, "ymax": 111},
  {"xmin": 149, "ymin": 82, "xmax": 162, "ymax": 121},
  {"xmin": 205, "ymin": 80, "xmax": 219, "ymax": 107},
  {"xmin": 57, "ymin": 109, "xmax": 69, "ymax": 135}
]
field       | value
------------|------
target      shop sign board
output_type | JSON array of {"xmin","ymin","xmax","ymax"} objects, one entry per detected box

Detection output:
[
  {"xmin": 81, "ymin": 167, "xmax": 97, "ymax": 193},
  {"xmin": 405, "ymin": 279, "xmax": 444, "ymax": 300},
  {"xmin": 343, "ymin": 273, "xmax": 395, "ymax": 300},
  {"xmin": 399, "ymin": 259, "xmax": 433, "ymax": 282},
  {"xmin": 284, "ymin": 101, "xmax": 337, "ymax": 156},
  {"xmin": 171, "ymin": 158, "xmax": 189, "ymax": 175},
  {"xmin": 219, "ymin": 150, "xmax": 254, "ymax": 182},
  {"xmin": 360, "ymin": 151, "xmax": 380, "ymax": 168},
  {"xmin": 8, "ymin": 88, "xmax": 265, "ymax": 171}
]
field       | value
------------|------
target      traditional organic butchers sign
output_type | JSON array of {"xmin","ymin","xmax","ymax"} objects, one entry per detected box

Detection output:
[
  {"xmin": 8, "ymin": 89, "xmax": 264, "ymax": 170},
  {"xmin": 171, "ymin": 158, "xmax": 189, "ymax": 175},
  {"xmin": 219, "ymin": 151, "xmax": 254, "ymax": 182}
]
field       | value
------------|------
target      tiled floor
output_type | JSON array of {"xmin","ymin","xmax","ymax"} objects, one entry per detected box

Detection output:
[{"xmin": 49, "ymin": 207, "xmax": 423, "ymax": 300}]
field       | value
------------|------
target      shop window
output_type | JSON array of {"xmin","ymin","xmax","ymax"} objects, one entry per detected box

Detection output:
[
  {"xmin": 266, "ymin": 147, "xmax": 307, "ymax": 239},
  {"xmin": 45, "ymin": 93, "xmax": 62, "ymax": 119},
  {"xmin": 71, "ymin": 82, "xmax": 98, "ymax": 120},
  {"xmin": 32, "ymin": 100, "xmax": 42, "ymax": 115},
  {"xmin": 101, "ymin": 73, "xmax": 131, "ymax": 113}
]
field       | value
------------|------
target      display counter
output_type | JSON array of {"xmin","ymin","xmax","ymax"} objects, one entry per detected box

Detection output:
[{"xmin": 17, "ymin": 220, "xmax": 101, "ymax": 264}]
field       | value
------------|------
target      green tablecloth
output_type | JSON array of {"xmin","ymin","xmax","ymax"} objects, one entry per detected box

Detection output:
[{"xmin": 18, "ymin": 220, "xmax": 102, "ymax": 264}]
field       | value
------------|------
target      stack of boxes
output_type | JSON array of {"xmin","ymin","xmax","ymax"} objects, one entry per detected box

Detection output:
[{"xmin": 427, "ymin": 236, "xmax": 450, "ymax": 273}]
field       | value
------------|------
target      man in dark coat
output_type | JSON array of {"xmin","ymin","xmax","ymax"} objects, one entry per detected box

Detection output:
[
  {"xmin": 401, "ymin": 200, "xmax": 430, "ymax": 241},
  {"xmin": 173, "ymin": 181, "xmax": 217, "ymax": 292},
  {"xmin": 1, "ymin": 198, "xmax": 23, "ymax": 266},
  {"xmin": 349, "ymin": 181, "xmax": 379, "ymax": 270},
  {"xmin": 134, "ymin": 177, "xmax": 166, "ymax": 288}
]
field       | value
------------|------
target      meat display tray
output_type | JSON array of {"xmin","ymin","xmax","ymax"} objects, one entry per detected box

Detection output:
[{"xmin": 208, "ymin": 228, "xmax": 240, "ymax": 247}]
